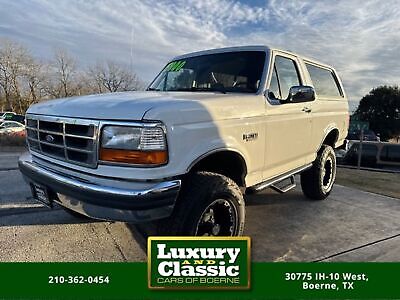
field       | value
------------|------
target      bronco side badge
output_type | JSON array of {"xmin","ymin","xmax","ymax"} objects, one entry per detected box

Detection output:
[{"xmin": 243, "ymin": 133, "xmax": 258, "ymax": 142}]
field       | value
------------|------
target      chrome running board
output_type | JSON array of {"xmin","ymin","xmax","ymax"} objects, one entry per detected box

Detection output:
[
  {"xmin": 246, "ymin": 163, "xmax": 312, "ymax": 194},
  {"xmin": 270, "ymin": 175, "xmax": 296, "ymax": 193}
]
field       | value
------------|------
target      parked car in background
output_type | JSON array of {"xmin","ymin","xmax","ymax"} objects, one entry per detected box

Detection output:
[
  {"xmin": 10, "ymin": 114, "xmax": 25, "ymax": 124},
  {"xmin": 344, "ymin": 141, "xmax": 400, "ymax": 168},
  {"xmin": 0, "ymin": 121, "xmax": 25, "ymax": 135},
  {"xmin": 0, "ymin": 112, "xmax": 16, "ymax": 122},
  {"xmin": 346, "ymin": 130, "xmax": 380, "ymax": 152},
  {"xmin": 347, "ymin": 130, "xmax": 380, "ymax": 142}
]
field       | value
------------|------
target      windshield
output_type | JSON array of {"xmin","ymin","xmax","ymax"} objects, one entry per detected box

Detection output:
[{"xmin": 148, "ymin": 51, "xmax": 266, "ymax": 94}]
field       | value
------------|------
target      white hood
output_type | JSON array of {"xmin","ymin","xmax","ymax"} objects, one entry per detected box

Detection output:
[
  {"xmin": 27, "ymin": 91, "xmax": 263, "ymax": 122},
  {"xmin": 27, "ymin": 91, "xmax": 172, "ymax": 120}
]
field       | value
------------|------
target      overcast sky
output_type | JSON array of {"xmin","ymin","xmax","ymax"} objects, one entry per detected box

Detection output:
[{"xmin": 1, "ymin": 0, "xmax": 399, "ymax": 111}]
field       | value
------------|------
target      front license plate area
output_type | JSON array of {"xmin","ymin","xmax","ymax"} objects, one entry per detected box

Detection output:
[{"xmin": 31, "ymin": 183, "xmax": 52, "ymax": 207}]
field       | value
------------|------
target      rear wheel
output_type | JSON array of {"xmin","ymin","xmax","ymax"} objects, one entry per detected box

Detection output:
[
  {"xmin": 301, "ymin": 145, "xmax": 336, "ymax": 200},
  {"xmin": 156, "ymin": 171, "xmax": 245, "ymax": 236}
]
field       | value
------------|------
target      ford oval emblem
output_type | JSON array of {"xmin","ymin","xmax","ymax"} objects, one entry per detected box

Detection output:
[{"xmin": 45, "ymin": 134, "xmax": 55, "ymax": 143}]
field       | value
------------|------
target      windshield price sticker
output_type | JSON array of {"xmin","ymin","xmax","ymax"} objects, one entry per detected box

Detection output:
[
  {"xmin": 285, "ymin": 272, "xmax": 369, "ymax": 291},
  {"xmin": 148, "ymin": 237, "xmax": 250, "ymax": 289},
  {"xmin": 165, "ymin": 60, "xmax": 186, "ymax": 72}
]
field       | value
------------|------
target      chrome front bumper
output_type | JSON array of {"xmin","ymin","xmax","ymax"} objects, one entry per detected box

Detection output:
[{"xmin": 18, "ymin": 152, "xmax": 181, "ymax": 223}]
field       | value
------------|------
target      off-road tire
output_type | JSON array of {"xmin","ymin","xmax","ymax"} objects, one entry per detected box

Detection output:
[
  {"xmin": 156, "ymin": 171, "xmax": 245, "ymax": 236},
  {"xmin": 301, "ymin": 145, "xmax": 336, "ymax": 200}
]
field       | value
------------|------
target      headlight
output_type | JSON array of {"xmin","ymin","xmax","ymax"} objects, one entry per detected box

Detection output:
[{"xmin": 99, "ymin": 125, "xmax": 168, "ymax": 165}]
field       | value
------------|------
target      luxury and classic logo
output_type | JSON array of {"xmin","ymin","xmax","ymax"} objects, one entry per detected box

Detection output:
[{"xmin": 148, "ymin": 237, "xmax": 250, "ymax": 289}]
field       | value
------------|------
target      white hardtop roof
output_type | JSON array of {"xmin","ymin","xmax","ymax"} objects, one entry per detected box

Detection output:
[
  {"xmin": 172, "ymin": 45, "xmax": 332, "ymax": 70},
  {"xmin": 172, "ymin": 45, "xmax": 271, "ymax": 60}
]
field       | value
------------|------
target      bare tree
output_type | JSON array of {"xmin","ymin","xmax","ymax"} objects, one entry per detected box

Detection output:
[
  {"xmin": 0, "ymin": 38, "xmax": 145, "ymax": 114},
  {"xmin": 87, "ymin": 60, "xmax": 142, "ymax": 93},
  {"xmin": 45, "ymin": 49, "xmax": 77, "ymax": 98},
  {"xmin": 73, "ymin": 71, "xmax": 98, "ymax": 96},
  {"xmin": 0, "ymin": 39, "xmax": 15, "ymax": 111},
  {"xmin": 0, "ymin": 39, "xmax": 31, "ymax": 112},
  {"xmin": 23, "ymin": 57, "xmax": 46, "ymax": 107}
]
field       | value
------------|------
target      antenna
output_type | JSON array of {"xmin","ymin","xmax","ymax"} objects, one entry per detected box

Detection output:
[{"xmin": 130, "ymin": 23, "xmax": 134, "ymax": 73}]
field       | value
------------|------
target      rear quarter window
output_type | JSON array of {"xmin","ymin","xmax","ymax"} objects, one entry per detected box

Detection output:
[{"xmin": 305, "ymin": 63, "xmax": 342, "ymax": 98}]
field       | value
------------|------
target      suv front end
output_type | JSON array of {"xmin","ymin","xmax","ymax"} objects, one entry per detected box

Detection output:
[{"xmin": 19, "ymin": 114, "xmax": 181, "ymax": 222}]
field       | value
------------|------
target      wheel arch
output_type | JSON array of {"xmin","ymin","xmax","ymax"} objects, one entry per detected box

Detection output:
[
  {"xmin": 319, "ymin": 127, "xmax": 340, "ymax": 151},
  {"xmin": 187, "ymin": 149, "xmax": 248, "ymax": 187}
]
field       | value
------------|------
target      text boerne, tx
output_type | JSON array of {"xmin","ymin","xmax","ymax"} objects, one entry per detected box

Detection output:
[
  {"xmin": 285, "ymin": 272, "xmax": 369, "ymax": 291},
  {"xmin": 148, "ymin": 237, "xmax": 251, "ymax": 289}
]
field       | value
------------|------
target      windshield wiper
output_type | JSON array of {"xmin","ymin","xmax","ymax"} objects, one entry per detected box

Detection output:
[
  {"xmin": 170, "ymin": 86, "xmax": 227, "ymax": 94},
  {"xmin": 147, "ymin": 87, "xmax": 160, "ymax": 91}
]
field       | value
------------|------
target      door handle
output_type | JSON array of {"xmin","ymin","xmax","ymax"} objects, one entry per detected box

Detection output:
[{"xmin": 302, "ymin": 107, "xmax": 312, "ymax": 113}]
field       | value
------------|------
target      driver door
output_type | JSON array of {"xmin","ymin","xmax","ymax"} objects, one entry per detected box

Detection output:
[{"xmin": 263, "ymin": 53, "xmax": 314, "ymax": 179}]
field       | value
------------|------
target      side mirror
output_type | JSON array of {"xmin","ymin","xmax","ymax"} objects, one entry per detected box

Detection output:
[{"xmin": 286, "ymin": 86, "xmax": 315, "ymax": 103}]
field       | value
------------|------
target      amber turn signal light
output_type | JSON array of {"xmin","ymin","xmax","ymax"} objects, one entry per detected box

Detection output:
[{"xmin": 100, "ymin": 149, "xmax": 168, "ymax": 165}]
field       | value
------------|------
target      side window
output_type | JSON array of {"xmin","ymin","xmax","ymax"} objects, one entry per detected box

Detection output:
[
  {"xmin": 306, "ymin": 63, "xmax": 342, "ymax": 98},
  {"xmin": 268, "ymin": 67, "xmax": 281, "ymax": 99},
  {"xmin": 274, "ymin": 56, "xmax": 301, "ymax": 100},
  {"xmin": 4, "ymin": 113, "xmax": 13, "ymax": 120},
  {"xmin": 164, "ymin": 69, "xmax": 195, "ymax": 91}
]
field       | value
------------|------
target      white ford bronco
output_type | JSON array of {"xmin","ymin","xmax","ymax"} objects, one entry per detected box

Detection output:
[{"xmin": 19, "ymin": 46, "xmax": 349, "ymax": 236}]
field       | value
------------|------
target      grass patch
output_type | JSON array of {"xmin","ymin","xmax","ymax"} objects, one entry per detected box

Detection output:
[{"xmin": 336, "ymin": 167, "xmax": 400, "ymax": 199}]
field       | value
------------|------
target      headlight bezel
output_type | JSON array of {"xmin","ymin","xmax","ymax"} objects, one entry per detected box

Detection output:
[{"xmin": 98, "ymin": 120, "xmax": 168, "ymax": 167}]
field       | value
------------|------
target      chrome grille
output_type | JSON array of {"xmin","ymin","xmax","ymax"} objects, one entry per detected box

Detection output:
[{"xmin": 26, "ymin": 115, "xmax": 99, "ymax": 168}]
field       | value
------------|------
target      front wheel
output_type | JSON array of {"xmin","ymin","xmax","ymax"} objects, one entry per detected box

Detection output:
[
  {"xmin": 301, "ymin": 145, "xmax": 336, "ymax": 200},
  {"xmin": 156, "ymin": 171, "xmax": 245, "ymax": 236}
]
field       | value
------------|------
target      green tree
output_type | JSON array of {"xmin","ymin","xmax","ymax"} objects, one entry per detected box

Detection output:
[{"xmin": 355, "ymin": 85, "xmax": 400, "ymax": 141}]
